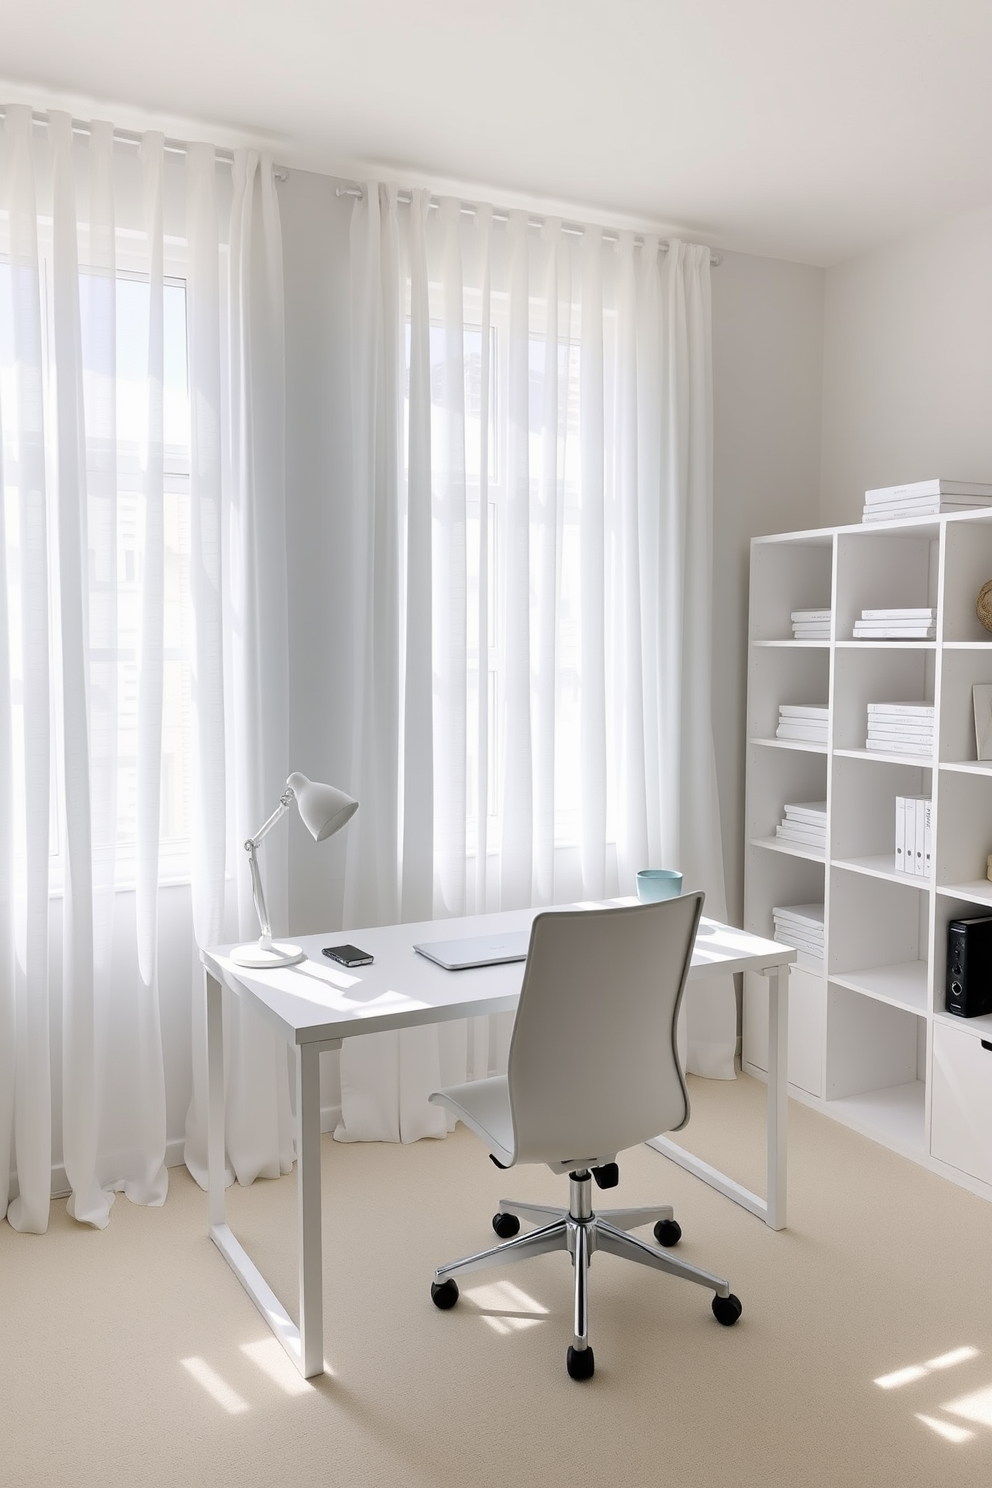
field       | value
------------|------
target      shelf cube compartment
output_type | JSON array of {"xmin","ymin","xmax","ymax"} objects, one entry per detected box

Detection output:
[
  {"xmin": 834, "ymin": 530, "xmax": 937, "ymax": 642},
  {"xmin": 824, "ymin": 986, "xmax": 926, "ymax": 1153},
  {"xmin": 939, "ymin": 646, "xmax": 992, "ymax": 764},
  {"xmin": 826, "ymin": 868, "xmax": 928, "ymax": 991},
  {"xmin": 747, "ymin": 645, "xmax": 830, "ymax": 743},
  {"xmin": 831, "ymin": 645, "xmax": 935, "ymax": 754},
  {"xmin": 749, "ymin": 535, "xmax": 833, "ymax": 643},
  {"xmin": 941, "ymin": 518, "xmax": 992, "ymax": 643},
  {"xmin": 933, "ymin": 894, "xmax": 992, "ymax": 1024},
  {"xmin": 933, "ymin": 769, "xmax": 992, "ymax": 895},
  {"xmin": 830, "ymin": 754, "xmax": 931, "ymax": 869},
  {"xmin": 746, "ymin": 746, "xmax": 828, "ymax": 845},
  {"xmin": 825, "ymin": 986, "xmax": 924, "ymax": 1099},
  {"xmin": 745, "ymin": 845, "xmax": 825, "ymax": 939}
]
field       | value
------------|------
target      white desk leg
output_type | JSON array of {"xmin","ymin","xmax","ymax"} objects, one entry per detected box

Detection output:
[
  {"xmin": 648, "ymin": 961, "xmax": 790, "ymax": 1230},
  {"xmin": 206, "ymin": 973, "xmax": 329, "ymax": 1379},
  {"xmin": 765, "ymin": 964, "xmax": 788, "ymax": 1231},
  {"xmin": 296, "ymin": 1040, "xmax": 324, "ymax": 1379},
  {"xmin": 206, "ymin": 972, "xmax": 226, "ymax": 1229}
]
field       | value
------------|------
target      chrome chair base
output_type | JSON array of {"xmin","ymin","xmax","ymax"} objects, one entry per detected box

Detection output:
[{"xmin": 433, "ymin": 1170, "xmax": 734, "ymax": 1376}]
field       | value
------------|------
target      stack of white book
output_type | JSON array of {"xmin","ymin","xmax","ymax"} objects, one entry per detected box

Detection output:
[
  {"xmin": 862, "ymin": 479, "xmax": 992, "ymax": 522},
  {"xmin": 853, "ymin": 607, "xmax": 936, "ymax": 640},
  {"xmin": 772, "ymin": 904, "xmax": 824, "ymax": 971},
  {"xmin": 774, "ymin": 801, "xmax": 827, "ymax": 852},
  {"xmin": 775, "ymin": 704, "xmax": 829, "ymax": 746},
  {"xmin": 865, "ymin": 702, "xmax": 935, "ymax": 755},
  {"xmin": 895, "ymin": 795, "xmax": 932, "ymax": 877},
  {"xmin": 791, "ymin": 608, "xmax": 831, "ymax": 639}
]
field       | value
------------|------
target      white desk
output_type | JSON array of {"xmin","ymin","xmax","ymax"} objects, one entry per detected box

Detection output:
[{"xmin": 202, "ymin": 903, "xmax": 794, "ymax": 1377}]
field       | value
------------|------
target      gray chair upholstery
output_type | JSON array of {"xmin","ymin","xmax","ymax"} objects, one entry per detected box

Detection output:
[{"xmin": 428, "ymin": 893, "xmax": 742, "ymax": 1380}]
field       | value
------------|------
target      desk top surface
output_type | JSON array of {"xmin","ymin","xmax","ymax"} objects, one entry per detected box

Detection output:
[{"xmin": 202, "ymin": 900, "xmax": 794, "ymax": 1047}]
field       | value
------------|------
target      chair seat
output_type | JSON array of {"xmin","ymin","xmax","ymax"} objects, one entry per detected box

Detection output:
[
  {"xmin": 429, "ymin": 1075, "xmax": 515, "ymax": 1167},
  {"xmin": 430, "ymin": 1076, "xmax": 621, "ymax": 1174}
]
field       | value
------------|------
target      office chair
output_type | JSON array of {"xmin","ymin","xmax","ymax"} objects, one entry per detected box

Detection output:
[{"xmin": 428, "ymin": 893, "xmax": 742, "ymax": 1380}]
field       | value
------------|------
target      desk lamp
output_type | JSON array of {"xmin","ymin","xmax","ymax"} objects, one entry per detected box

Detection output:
[{"xmin": 231, "ymin": 772, "xmax": 358, "ymax": 968}]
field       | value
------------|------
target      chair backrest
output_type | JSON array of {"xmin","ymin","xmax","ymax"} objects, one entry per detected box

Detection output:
[{"xmin": 505, "ymin": 893, "xmax": 704, "ymax": 1169}]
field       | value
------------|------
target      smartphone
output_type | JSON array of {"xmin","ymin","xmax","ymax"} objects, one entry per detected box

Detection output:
[{"xmin": 322, "ymin": 944, "xmax": 374, "ymax": 968}]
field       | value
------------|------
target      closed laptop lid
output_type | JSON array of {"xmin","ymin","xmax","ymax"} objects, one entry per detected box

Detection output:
[{"xmin": 413, "ymin": 930, "xmax": 531, "ymax": 971}]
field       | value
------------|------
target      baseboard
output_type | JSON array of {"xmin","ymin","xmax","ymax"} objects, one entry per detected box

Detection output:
[
  {"xmin": 165, "ymin": 1136, "xmax": 187, "ymax": 1170},
  {"xmin": 11, "ymin": 1107, "xmax": 345, "ymax": 1205},
  {"xmin": 44, "ymin": 1137, "xmax": 189, "ymax": 1201}
]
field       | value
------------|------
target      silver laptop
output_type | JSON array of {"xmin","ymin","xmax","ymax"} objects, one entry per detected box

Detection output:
[{"xmin": 413, "ymin": 930, "xmax": 531, "ymax": 971}]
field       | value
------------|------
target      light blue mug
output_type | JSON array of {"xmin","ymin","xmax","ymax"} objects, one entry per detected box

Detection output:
[{"xmin": 636, "ymin": 868, "xmax": 683, "ymax": 902}]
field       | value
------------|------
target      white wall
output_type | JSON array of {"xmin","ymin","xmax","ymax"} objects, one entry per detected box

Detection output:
[
  {"xmin": 282, "ymin": 171, "xmax": 356, "ymax": 938},
  {"xmin": 711, "ymin": 250, "xmax": 824, "ymax": 921},
  {"xmin": 821, "ymin": 203, "xmax": 992, "ymax": 526}
]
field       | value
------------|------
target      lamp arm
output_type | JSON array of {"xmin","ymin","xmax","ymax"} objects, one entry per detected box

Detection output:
[
  {"xmin": 244, "ymin": 789, "xmax": 295, "ymax": 946},
  {"xmin": 247, "ymin": 789, "xmax": 295, "ymax": 848},
  {"xmin": 245, "ymin": 839, "xmax": 274, "ymax": 945}
]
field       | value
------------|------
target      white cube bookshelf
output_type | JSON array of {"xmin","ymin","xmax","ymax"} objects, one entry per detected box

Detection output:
[{"xmin": 744, "ymin": 510, "xmax": 992, "ymax": 1202}]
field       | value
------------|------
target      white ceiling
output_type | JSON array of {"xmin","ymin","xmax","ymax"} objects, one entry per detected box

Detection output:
[{"xmin": 2, "ymin": 0, "xmax": 992, "ymax": 265}]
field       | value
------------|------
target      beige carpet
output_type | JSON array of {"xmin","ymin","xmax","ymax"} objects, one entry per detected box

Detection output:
[{"xmin": 3, "ymin": 1074, "xmax": 992, "ymax": 1488}]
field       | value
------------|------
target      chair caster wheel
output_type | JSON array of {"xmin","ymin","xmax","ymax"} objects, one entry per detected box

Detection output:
[
  {"xmin": 431, "ymin": 1279, "xmax": 459, "ymax": 1310},
  {"xmin": 493, "ymin": 1211, "xmax": 521, "ymax": 1238},
  {"xmin": 654, "ymin": 1219, "xmax": 682, "ymax": 1247},
  {"xmin": 712, "ymin": 1293, "xmax": 742, "ymax": 1326},
  {"xmin": 566, "ymin": 1345, "xmax": 595, "ymax": 1380}
]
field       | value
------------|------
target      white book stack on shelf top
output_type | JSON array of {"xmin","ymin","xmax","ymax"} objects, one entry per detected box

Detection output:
[
  {"xmin": 866, "ymin": 702, "xmax": 935, "ymax": 756},
  {"xmin": 862, "ymin": 478, "xmax": 992, "ymax": 523},
  {"xmin": 775, "ymin": 704, "xmax": 829, "ymax": 746},
  {"xmin": 772, "ymin": 904, "xmax": 824, "ymax": 972},
  {"xmin": 774, "ymin": 801, "xmax": 827, "ymax": 852},
  {"xmin": 853, "ymin": 607, "xmax": 936, "ymax": 640},
  {"xmin": 791, "ymin": 608, "xmax": 831, "ymax": 639}
]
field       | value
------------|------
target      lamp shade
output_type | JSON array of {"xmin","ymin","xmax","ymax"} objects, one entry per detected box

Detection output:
[{"xmin": 287, "ymin": 772, "xmax": 358, "ymax": 842}]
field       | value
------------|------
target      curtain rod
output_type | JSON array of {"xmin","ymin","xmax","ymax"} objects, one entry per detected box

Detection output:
[
  {"xmin": 334, "ymin": 183, "xmax": 723, "ymax": 265},
  {"xmin": 0, "ymin": 107, "xmax": 290, "ymax": 178},
  {"xmin": 0, "ymin": 106, "xmax": 233, "ymax": 163}
]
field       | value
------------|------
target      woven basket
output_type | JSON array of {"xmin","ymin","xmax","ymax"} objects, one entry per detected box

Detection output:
[{"xmin": 978, "ymin": 580, "xmax": 992, "ymax": 633}]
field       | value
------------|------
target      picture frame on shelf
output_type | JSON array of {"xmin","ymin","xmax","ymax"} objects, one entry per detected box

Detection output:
[{"xmin": 973, "ymin": 683, "xmax": 992, "ymax": 760}]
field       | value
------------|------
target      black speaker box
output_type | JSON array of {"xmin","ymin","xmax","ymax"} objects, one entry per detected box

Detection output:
[{"xmin": 946, "ymin": 915, "xmax": 992, "ymax": 1018}]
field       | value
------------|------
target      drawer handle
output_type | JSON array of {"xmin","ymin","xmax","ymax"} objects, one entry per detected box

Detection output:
[{"xmin": 982, "ymin": 1040, "xmax": 992, "ymax": 1052}]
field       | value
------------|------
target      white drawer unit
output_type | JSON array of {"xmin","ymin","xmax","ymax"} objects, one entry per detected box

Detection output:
[{"xmin": 931, "ymin": 1021, "xmax": 992, "ymax": 1187}]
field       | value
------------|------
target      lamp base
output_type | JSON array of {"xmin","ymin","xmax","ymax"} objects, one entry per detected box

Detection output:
[{"xmin": 230, "ymin": 940, "xmax": 307, "ymax": 969}]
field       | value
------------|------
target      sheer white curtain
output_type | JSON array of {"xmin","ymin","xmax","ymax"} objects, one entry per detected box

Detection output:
[
  {"xmin": 339, "ymin": 184, "xmax": 734, "ymax": 1143},
  {"xmin": 0, "ymin": 105, "xmax": 292, "ymax": 1231},
  {"xmin": 183, "ymin": 146, "xmax": 296, "ymax": 1193}
]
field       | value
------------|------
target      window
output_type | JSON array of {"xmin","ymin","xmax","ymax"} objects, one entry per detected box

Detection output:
[
  {"xmin": 104, "ymin": 273, "xmax": 193, "ymax": 872},
  {"xmin": 410, "ymin": 283, "xmax": 613, "ymax": 855},
  {"xmin": 0, "ymin": 254, "xmax": 194, "ymax": 886},
  {"xmin": 412, "ymin": 310, "xmax": 501, "ymax": 846}
]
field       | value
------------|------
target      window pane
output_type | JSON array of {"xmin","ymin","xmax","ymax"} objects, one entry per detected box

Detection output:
[{"xmin": 82, "ymin": 271, "xmax": 192, "ymax": 862}]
